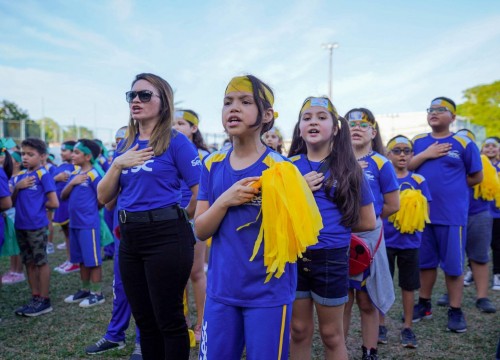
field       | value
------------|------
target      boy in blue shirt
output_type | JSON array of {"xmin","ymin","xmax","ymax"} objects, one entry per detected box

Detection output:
[
  {"xmin": 381, "ymin": 135, "xmax": 432, "ymax": 348},
  {"xmin": 61, "ymin": 139, "xmax": 105, "ymax": 308},
  {"xmin": 409, "ymin": 97, "xmax": 483, "ymax": 333},
  {"xmin": 12, "ymin": 138, "xmax": 59, "ymax": 317}
]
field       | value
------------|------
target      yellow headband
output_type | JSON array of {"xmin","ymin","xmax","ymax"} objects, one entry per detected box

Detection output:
[
  {"xmin": 175, "ymin": 110, "xmax": 199, "ymax": 126},
  {"xmin": 431, "ymin": 99, "xmax": 456, "ymax": 115},
  {"xmin": 300, "ymin": 97, "xmax": 338, "ymax": 118},
  {"xmin": 225, "ymin": 76, "xmax": 274, "ymax": 106},
  {"xmin": 483, "ymin": 138, "xmax": 499, "ymax": 147},
  {"xmin": 387, "ymin": 136, "xmax": 413, "ymax": 151},
  {"xmin": 347, "ymin": 110, "xmax": 377, "ymax": 129}
]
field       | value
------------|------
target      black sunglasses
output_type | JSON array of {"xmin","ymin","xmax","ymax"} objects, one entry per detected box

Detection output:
[
  {"xmin": 390, "ymin": 148, "xmax": 411, "ymax": 155},
  {"xmin": 125, "ymin": 90, "xmax": 159, "ymax": 103}
]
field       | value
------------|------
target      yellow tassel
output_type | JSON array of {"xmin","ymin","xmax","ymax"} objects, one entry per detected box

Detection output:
[
  {"xmin": 238, "ymin": 162, "xmax": 322, "ymax": 283},
  {"xmin": 188, "ymin": 329, "xmax": 196, "ymax": 347},
  {"xmin": 388, "ymin": 189, "xmax": 430, "ymax": 234},
  {"xmin": 474, "ymin": 155, "xmax": 500, "ymax": 208}
]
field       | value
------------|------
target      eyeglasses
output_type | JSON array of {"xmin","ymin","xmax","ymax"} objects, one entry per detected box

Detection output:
[
  {"xmin": 348, "ymin": 120, "xmax": 372, "ymax": 131},
  {"xmin": 390, "ymin": 148, "xmax": 411, "ymax": 155},
  {"xmin": 426, "ymin": 107, "xmax": 449, "ymax": 114},
  {"xmin": 125, "ymin": 90, "xmax": 160, "ymax": 103}
]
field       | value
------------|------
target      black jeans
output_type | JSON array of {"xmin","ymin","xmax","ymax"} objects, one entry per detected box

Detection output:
[{"xmin": 119, "ymin": 216, "xmax": 195, "ymax": 360}]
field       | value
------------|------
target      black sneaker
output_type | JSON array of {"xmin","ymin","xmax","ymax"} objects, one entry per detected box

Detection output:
[
  {"xmin": 14, "ymin": 296, "xmax": 39, "ymax": 316},
  {"xmin": 447, "ymin": 308, "xmax": 467, "ymax": 333},
  {"xmin": 476, "ymin": 298, "xmax": 497, "ymax": 313},
  {"xmin": 85, "ymin": 337, "xmax": 126, "ymax": 355},
  {"xmin": 23, "ymin": 298, "xmax": 53, "ymax": 317},
  {"xmin": 129, "ymin": 342, "xmax": 142, "ymax": 360},
  {"xmin": 361, "ymin": 346, "xmax": 378, "ymax": 360},
  {"xmin": 377, "ymin": 325, "xmax": 388, "ymax": 344},
  {"xmin": 64, "ymin": 289, "xmax": 91, "ymax": 303},
  {"xmin": 437, "ymin": 293, "xmax": 449, "ymax": 307},
  {"xmin": 400, "ymin": 327, "xmax": 418, "ymax": 348}
]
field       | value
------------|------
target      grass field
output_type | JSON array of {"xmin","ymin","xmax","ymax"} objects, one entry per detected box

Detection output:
[{"xmin": 0, "ymin": 227, "xmax": 499, "ymax": 359}]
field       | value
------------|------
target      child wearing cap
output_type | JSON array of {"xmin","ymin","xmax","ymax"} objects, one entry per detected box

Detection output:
[
  {"xmin": 409, "ymin": 97, "xmax": 483, "ymax": 333},
  {"xmin": 380, "ymin": 135, "xmax": 432, "ymax": 348}
]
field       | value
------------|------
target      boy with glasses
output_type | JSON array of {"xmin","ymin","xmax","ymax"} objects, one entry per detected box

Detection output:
[
  {"xmin": 379, "ymin": 135, "xmax": 432, "ymax": 348},
  {"xmin": 409, "ymin": 97, "xmax": 483, "ymax": 333}
]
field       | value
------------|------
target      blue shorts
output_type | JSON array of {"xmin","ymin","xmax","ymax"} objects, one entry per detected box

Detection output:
[
  {"xmin": 296, "ymin": 247, "xmax": 349, "ymax": 306},
  {"xmin": 53, "ymin": 199, "xmax": 69, "ymax": 225},
  {"xmin": 199, "ymin": 297, "xmax": 291, "ymax": 360},
  {"xmin": 69, "ymin": 227, "xmax": 102, "ymax": 267},
  {"xmin": 420, "ymin": 224, "xmax": 465, "ymax": 276},
  {"xmin": 466, "ymin": 211, "xmax": 493, "ymax": 264}
]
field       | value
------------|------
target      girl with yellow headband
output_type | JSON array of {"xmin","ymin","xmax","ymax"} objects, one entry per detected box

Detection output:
[
  {"xmin": 194, "ymin": 75, "xmax": 295, "ymax": 359},
  {"xmin": 344, "ymin": 108, "xmax": 399, "ymax": 360},
  {"xmin": 482, "ymin": 137, "xmax": 500, "ymax": 291},
  {"xmin": 173, "ymin": 109, "xmax": 210, "ymax": 342},
  {"xmin": 287, "ymin": 97, "xmax": 376, "ymax": 360}
]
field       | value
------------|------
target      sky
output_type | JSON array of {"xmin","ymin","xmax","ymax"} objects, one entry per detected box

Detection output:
[{"xmin": 1, "ymin": 0, "xmax": 500, "ymax": 144}]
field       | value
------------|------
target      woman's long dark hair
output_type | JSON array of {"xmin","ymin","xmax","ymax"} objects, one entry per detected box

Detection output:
[{"xmin": 289, "ymin": 98, "xmax": 363, "ymax": 227}]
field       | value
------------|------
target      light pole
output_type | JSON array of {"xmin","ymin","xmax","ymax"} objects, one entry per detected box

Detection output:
[{"xmin": 322, "ymin": 42, "xmax": 339, "ymax": 99}]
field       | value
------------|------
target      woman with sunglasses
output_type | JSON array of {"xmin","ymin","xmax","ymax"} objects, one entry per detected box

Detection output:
[
  {"xmin": 343, "ymin": 108, "xmax": 399, "ymax": 360},
  {"xmin": 97, "ymin": 73, "xmax": 200, "ymax": 360}
]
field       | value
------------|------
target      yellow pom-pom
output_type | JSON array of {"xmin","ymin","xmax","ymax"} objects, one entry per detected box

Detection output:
[
  {"xmin": 389, "ymin": 188, "xmax": 430, "ymax": 234},
  {"xmin": 238, "ymin": 161, "xmax": 322, "ymax": 282},
  {"xmin": 474, "ymin": 155, "xmax": 500, "ymax": 206}
]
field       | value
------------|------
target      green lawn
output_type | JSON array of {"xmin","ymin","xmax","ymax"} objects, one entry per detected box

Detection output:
[{"xmin": 0, "ymin": 227, "xmax": 499, "ymax": 359}]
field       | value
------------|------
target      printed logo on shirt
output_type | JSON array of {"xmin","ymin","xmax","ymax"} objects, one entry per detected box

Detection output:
[
  {"xmin": 200, "ymin": 320, "xmax": 208, "ymax": 360},
  {"xmin": 121, "ymin": 160, "xmax": 154, "ymax": 174},
  {"xmin": 246, "ymin": 193, "xmax": 262, "ymax": 207},
  {"xmin": 191, "ymin": 156, "xmax": 202, "ymax": 167},
  {"xmin": 364, "ymin": 171, "xmax": 375, "ymax": 182},
  {"xmin": 447, "ymin": 150, "xmax": 461, "ymax": 160}
]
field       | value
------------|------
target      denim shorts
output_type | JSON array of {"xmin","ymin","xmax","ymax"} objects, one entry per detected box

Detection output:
[{"xmin": 296, "ymin": 246, "xmax": 349, "ymax": 306}]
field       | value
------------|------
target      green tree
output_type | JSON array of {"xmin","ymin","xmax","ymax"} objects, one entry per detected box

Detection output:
[
  {"xmin": 0, "ymin": 100, "xmax": 40, "ymax": 139},
  {"xmin": 457, "ymin": 80, "xmax": 500, "ymax": 136},
  {"xmin": 36, "ymin": 117, "xmax": 60, "ymax": 143},
  {"xmin": 63, "ymin": 125, "xmax": 94, "ymax": 140}
]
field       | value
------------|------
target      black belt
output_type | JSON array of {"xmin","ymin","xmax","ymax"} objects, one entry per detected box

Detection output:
[{"xmin": 119, "ymin": 206, "xmax": 184, "ymax": 224}]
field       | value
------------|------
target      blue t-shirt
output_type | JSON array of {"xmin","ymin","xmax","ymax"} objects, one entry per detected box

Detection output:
[
  {"xmin": 68, "ymin": 168, "xmax": 101, "ymax": 229},
  {"xmin": 0, "ymin": 168, "xmax": 11, "ymax": 244},
  {"xmin": 383, "ymin": 172, "xmax": 432, "ymax": 249},
  {"xmin": 180, "ymin": 146, "xmax": 210, "ymax": 207},
  {"xmin": 469, "ymin": 188, "xmax": 490, "ymax": 215},
  {"xmin": 117, "ymin": 130, "xmax": 201, "ymax": 212},
  {"xmin": 13, "ymin": 167, "xmax": 56, "ymax": 230},
  {"xmin": 413, "ymin": 133, "xmax": 482, "ymax": 226},
  {"xmin": 490, "ymin": 161, "xmax": 500, "ymax": 219},
  {"xmin": 360, "ymin": 152, "xmax": 399, "ymax": 217},
  {"xmin": 52, "ymin": 162, "xmax": 76, "ymax": 195},
  {"xmin": 45, "ymin": 163, "xmax": 57, "ymax": 177},
  {"xmin": 290, "ymin": 154, "xmax": 374, "ymax": 249},
  {"xmin": 198, "ymin": 148, "xmax": 297, "ymax": 307},
  {"xmin": 98, "ymin": 155, "xmax": 110, "ymax": 173}
]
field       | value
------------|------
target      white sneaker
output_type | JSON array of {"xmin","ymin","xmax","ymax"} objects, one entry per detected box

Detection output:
[
  {"xmin": 56, "ymin": 242, "xmax": 66, "ymax": 250},
  {"xmin": 464, "ymin": 267, "xmax": 474, "ymax": 286},
  {"xmin": 46, "ymin": 242, "xmax": 55, "ymax": 255},
  {"xmin": 54, "ymin": 261, "xmax": 71, "ymax": 273},
  {"xmin": 493, "ymin": 274, "xmax": 500, "ymax": 291}
]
